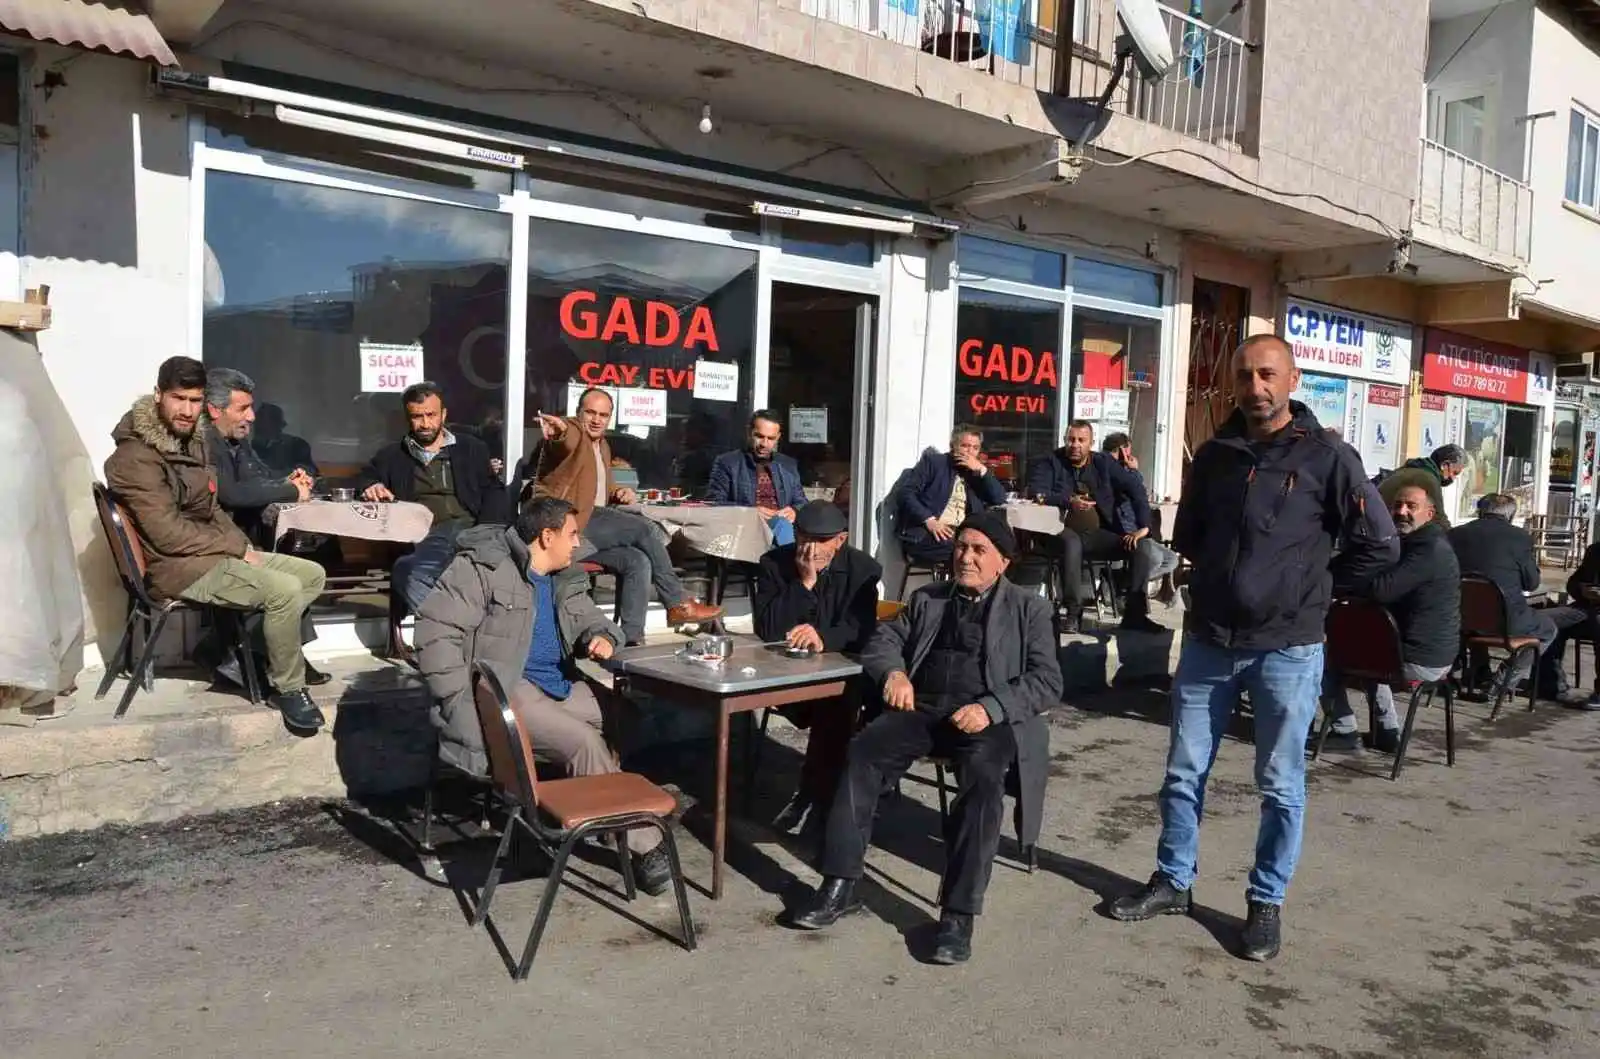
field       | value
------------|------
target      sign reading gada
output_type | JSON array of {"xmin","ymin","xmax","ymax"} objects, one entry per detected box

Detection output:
[{"xmin": 1282, "ymin": 298, "xmax": 1411, "ymax": 386}]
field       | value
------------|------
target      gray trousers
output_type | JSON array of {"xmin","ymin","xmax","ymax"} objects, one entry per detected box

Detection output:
[
  {"xmin": 508, "ymin": 677, "xmax": 660, "ymax": 853},
  {"xmin": 583, "ymin": 506, "xmax": 688, "ymax": 641},
  {"xmin": 1329, "ymin": 661, "xmax": 1452, "ymax": 732}
]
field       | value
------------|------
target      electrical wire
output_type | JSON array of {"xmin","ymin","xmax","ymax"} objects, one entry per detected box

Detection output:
[{"xmin": 1428, "ymin": 1, "xmax": 1511, "ymax": 83}]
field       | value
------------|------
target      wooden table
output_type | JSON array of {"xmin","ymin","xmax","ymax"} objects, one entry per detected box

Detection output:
[{"xmin": 605, "ymin": 638, "xmax": 863, "ymax": 899}]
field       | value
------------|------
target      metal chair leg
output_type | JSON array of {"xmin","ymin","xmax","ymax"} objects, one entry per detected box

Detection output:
[
  {"xmin": 514, "ymin": 827, "xmax": 582, "ymax": 981},
  {"xmin": 115, "ymin": 607, "xmax": 173, "ymax": 719},
  {"xmin": 656, "ymin": 819, "xmax": 697, "ymax": 951},
  {"xmin": 1443, "ymin": 684, "xmax": 1456, "ymax": 767},
  {"xmin": 473, "ymin": 808, "xmax": 519, "ymax": 928},
  {"xmin": 1488, "ymin": 657, "xmax": 1514, "ymax": 722},
  {"xmin": 1311, "ymin": 708, "xmax": 1334, "ymax": 761},
  {"xmin": 138, "ymin": 612, "xmax": 157, "ymax": 692},
  {"xmin": 420, "ymin": 753, "xmax": 440, "ymax": 854},
  {"xmin": 1525, "ymin": 647, "xmax": 1539, "ymax": 712},
  {"xmin": 934, "ymin": 763, "xmax": 950, "ymax": 823},
  {"xmin": 95, "ymin": 609, "xmax": 138, "ymax": 700},
  {"xmin": 617, "ymin": 833, "xmax": 638, "ymax": 902},
  {"xmin": 1390, "ymin": 685, "xmax": 1431, "ymax": 782},
  {"xmin": 230, "ymin": 611, "xmax": 264, "ymax": 705}
]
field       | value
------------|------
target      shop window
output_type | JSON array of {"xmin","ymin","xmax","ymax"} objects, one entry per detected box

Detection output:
[
  {"xmin": 1073, "ymin": 256, "xmax": 1162, "ymax": 307},
  {"xmin": 525, "ymin": 219, "xmax": 758, "ymax": 494},
  {"xmin": 1458, "ymin": 399, "xmax": 1506, "ymax": 522},
  {"xmin": 957, "ymin": 235, "xmax": 1066, "ymax": 289},
  {"xmin": 1565, "ymin": 106, "xmax": 1600, "ymax": 210},
  {"xmin": 201, "ymin": 171, "xmax": 512, "ymax": 477},
  {"xmin": 205, "ymin": 113, "xmax": 514, "ymax": 196},
  {"xmin": 777, "ymin": 221, "xmax": 875, "ymax": 266},
  {"xmin": 954, "ymin": 288, "xmax": 1063, "ymax": 489},
  {"xmin": 1292, "ymin": 372, "xmax": 1352, "ymax": 442},
  {"xmin": 1070, "ymin": 308, "xmax": 1162, "ymax": 480}
]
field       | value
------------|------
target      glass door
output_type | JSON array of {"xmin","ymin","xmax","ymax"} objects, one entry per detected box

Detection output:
[{"xmin": 765, "ymin": 281, "xmax": 878, "ymax": 540}]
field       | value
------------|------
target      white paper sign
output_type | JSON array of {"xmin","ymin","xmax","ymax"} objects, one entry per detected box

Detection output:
[
  {"xmin": 616, "ymin": 387, "xmax": 668, "ymax": 427},
  {"xmin": 1101, "ymin": 389, "xmax": 1130, "ymax": 422},
  {"xmin": 693, "ymin": 360, "xmax": 739, "ymax": 402},
  {"xmin": 359, "ymin": 342, "xmax": 425, "ymax": 393},
  {"xmin": 789, "ymin": 406, "xmax": 828, "ymax": 444},
  {"xmin": 565, "ymin": 384, "xmax": 619, "ymax": 417},
  {"xmin": 1073, "ymin": 388, "xmax": 1104, "ymax": 421}
]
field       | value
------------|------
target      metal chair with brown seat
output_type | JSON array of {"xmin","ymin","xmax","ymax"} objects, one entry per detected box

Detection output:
[
  {"xmin": 92, "ymin": 481, "xmax": 262, "ymax": 717},
  {"xmin": 1460, "ymin": 575, "xmax": 1543, "ymax": 722},
  {"xmin": 1311, "ymin": 598, "xmax": 1456, "ymax": 782},
  {"xmin": 468, "ymin": 662, "xmax": 696, "ymax": 981}
]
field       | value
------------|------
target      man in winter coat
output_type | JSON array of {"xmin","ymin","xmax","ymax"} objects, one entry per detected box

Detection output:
[
  {"xmin": 705, "ymin": 409, "xmax": 808, "ymax": 546},
  {"xmin": 1109, "ymin": 335, "xmax": 1399, "ymax": 962},
  {"xmin": 752, "ymin": 503, "xmax": 882, "ymax": 835},
  {"xmin": 1321, "ymin": 480, "xmax": 1460, "ymax": 754},
  {"xmin": 357, "ymin": 381, "xmax": 508, "ymax": 617},
  {"xmin": 782, "ymin": 511, "xmax": 1062, "ymax": 966},
  {"xmin": 896, "ymin": 425, "xmax": 1007, "ymax": 565},
  {"xmin": 413, "ymin": 496, "xmax": 675, "ymax": 895},
  {"xmin": 104, "ymin": 356, "xmax": 327, "ymax": 732}
]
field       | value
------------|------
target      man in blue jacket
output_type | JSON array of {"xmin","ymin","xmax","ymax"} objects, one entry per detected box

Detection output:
[
  {"xmin": 1110, "ymin": 334, "xmax": 1399, "ymax": 962},
  {"xmin": 896, "ymin": 425, "xmax": 1007, "ymax": 565},
  {"xmin": 705, "ymin": 410, "xmax": 807, "ymax": 547},
  {"xmin": 1024, "ymin": 421, "xmax": 1159, "ymax": 633}
]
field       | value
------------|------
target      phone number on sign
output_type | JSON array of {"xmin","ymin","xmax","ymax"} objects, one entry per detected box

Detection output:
[{"xmin": 1450, "ymin": 371, "xmax": 1511, "ymax": 397}]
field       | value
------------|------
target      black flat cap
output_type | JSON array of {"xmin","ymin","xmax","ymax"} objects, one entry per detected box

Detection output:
[
  {"xmin": 795, "ymin": 503, "xmax": 847, "ymax": 537},
  {"xmin": 957, "ymin": 512, "xmax": 1017, "ymax": 559}
]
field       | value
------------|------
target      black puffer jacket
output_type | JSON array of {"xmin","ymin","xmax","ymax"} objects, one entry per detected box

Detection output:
[
  {"xmin": 1364, "ymin": 520, "xmax": 1460, "ymax": 668},
  {"xmin": 1174, "ymin": 402, "xmax": 1400, "ymax": 651}
]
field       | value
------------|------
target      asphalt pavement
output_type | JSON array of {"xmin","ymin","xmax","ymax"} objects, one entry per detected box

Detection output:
[{"xmin": 3, "ymin": 687, "xmax": 1597, "ymax": 1059}]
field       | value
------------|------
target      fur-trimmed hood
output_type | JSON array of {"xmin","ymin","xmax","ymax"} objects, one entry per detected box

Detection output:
[{"xmin": 111, "ymin": 395, "xmax": 206, "ymax": 462}]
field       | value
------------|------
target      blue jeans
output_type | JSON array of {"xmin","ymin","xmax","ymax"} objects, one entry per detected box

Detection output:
[
  {"xmin": 394, "ymin": 521, "xmax": 467, "ymax": 613},
  {"xmin": 1156, "ymin": 636, "xmax": 1324, "ymax": 905},
  {"xmin": 769, "ymin": 515, "xmax": 795, "ymax": 548}
]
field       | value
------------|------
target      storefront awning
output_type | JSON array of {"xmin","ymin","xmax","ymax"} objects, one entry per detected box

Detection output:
[{"xmin": 0, "ymin": 0, "xmax": 176, "ymax": 67}]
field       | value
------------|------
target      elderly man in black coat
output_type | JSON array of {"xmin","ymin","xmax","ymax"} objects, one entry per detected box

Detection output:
[
  {"xmin": 1450, "ymin": 492, "xmax": 1586, "ymax": 702},
  {"xmin": 1322, "ymin": 478, "xmax": 1460, "ymax": 754},
  {"xmin": 752, "ymin": 503, "xmax": 883, "ymax": 835},
  {"xmin": 782, "ymin": 512, "xmax": 1063, "ymax": 965}
]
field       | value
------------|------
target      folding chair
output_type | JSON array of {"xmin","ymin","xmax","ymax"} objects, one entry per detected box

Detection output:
[
  {"xmin": 1311, "ymin": 598, "xmax": 1455, "ymax": 782},
  {"xmin": 1460, "ymin": 575, "xmax": 1543, "ymax": 722},
  {"xmin": 468, "ymin": 662, "xmax": 696, "ymax": 980},
  {"xmin": 92, "ymin": 482, "xmax": 262, "ymax": 717}
]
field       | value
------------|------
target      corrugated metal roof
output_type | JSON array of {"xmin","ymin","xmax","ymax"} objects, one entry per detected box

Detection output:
[{"xmin": 0, "ymin": 0, "xmax": 175, "ymax": 66}]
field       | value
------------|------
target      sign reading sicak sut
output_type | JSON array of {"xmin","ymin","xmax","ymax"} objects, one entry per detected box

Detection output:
[{"xmin": 1282, "ymin": 299, "xmax": 1411, "ymax": 386}]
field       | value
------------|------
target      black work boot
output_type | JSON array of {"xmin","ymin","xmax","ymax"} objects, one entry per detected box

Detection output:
[
  {"xmin": 1109, "ymin": 872, "xmax": 1193, "ymax": 921},
  {"xmin": 1240, "ymin": 900, "xmax": 1282, "ymax": 961},
  {"xmin": 271, "ymin": 689, "xmax": 325, "ymax": 733},
  {"xmin": 930, "ymin": 911, "xmax": 974, "ymax": 965},
  {"xmin": 784, "ymin": 877, "xmax": 863, "ymax": 930}
]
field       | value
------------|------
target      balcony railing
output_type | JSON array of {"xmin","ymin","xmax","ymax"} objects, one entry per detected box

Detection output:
[{"xmin": 1413, "ymin": 138, "xmax": 1532, "ymax": 263}]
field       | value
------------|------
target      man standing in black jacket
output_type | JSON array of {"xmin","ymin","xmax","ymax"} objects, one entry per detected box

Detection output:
[
  {"xmin": 1024, "ymin": 420, "xmax": 1159, "ymax": 633},
  {"xmin": 1449, "ymin": 493, "xmax": 1586, "ymax": 701},
  {"xmin": 752, "ymin": 503, "xmax": 883, "ymax": 834},
  {"xmin": 1322, "ymin": 480, "xmax": 1459, "ymax": 753},
  {"xmin": 358, "ymin": 382, "xmax": 508, "ymax": 615},
  {"xmin": 1556, "ymin": 541, "xmax": 1600, "ymax": 711},
  {"xmin": 1110, "ymin": 335, "xmax": 1398, "ymax": 962}
]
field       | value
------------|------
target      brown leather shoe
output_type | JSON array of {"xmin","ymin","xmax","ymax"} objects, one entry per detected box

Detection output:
[{"xmin": 666, "ymin": 600, "xmax": 724, "ymax": 625}]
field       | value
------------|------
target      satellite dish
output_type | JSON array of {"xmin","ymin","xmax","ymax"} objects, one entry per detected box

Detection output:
[{"xmin": 1115, "ymin": 0, "xmax": 1175, "ymax": 80}]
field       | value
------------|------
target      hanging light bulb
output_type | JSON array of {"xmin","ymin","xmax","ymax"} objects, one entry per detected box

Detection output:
[{"xmin": 698, "ymin": 104, "xmax": 714, "ymax": 135}]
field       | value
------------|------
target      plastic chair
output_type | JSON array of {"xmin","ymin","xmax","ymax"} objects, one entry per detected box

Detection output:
[
  {"xmin": 92, "ymin": 482, "xmax": 261, "ymax": 717},
  {"xmin": 1459, "ymin": 575, "xmax": 1543, "ymax": 722},
  {"xmin": 467, "ymin": 662, "xmax": 696, "ymax": 980},
  {"xmin": 1311, "ymin": 598, "xmax": 1455, "ymax": 781}
]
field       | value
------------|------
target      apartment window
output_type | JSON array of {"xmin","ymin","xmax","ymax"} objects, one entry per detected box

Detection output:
[{"xmin": 1566, "ymin": 107, "xmax": 1600, "ymax": 210}]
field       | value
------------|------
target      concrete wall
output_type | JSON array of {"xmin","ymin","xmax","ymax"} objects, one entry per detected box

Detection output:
[
  {"xmin": 1425, "ymin": 0, "xmax": 1535, "ymax": 180},
  {"xmin": 1253, "ymin": 0, "xmax": 1429, "ymax": 231},
  {"xmin": 1523, "ymin": 3, "xmax": 1600, "ymax": 329}
]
